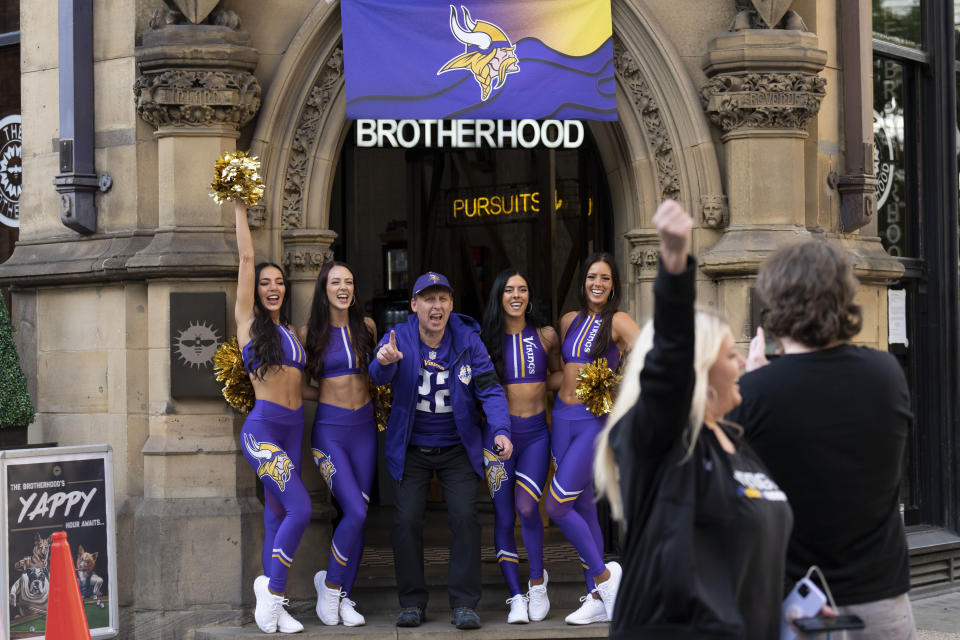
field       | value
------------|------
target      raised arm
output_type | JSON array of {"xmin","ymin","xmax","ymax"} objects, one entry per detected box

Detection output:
[{"xmin": 234, "ymin": 199, "xmax": 255, "ymax": 345}]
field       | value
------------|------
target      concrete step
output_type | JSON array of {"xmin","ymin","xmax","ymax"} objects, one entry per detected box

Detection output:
[{"xmin": 196, "ymin": 617, "xmax": 610, "ymax": 639}]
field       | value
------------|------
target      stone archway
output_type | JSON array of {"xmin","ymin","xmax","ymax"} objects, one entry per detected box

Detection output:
[{"xmin": 249, "ymin": 0, "xmax": 723, "ymax": 320}]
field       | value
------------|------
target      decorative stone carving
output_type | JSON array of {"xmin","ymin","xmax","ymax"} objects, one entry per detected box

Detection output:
[
  {"xmin": 701, "ymin": 194, "xmax": 729, "ymax": 229},
  {"xmin": 282, "ymin": 46, "xmax": 344, "ymax": 230},
  {"xmin": 613, "ymin": 40, "xmax": 681, "ymax": 202},
  {"xmin": 732, "ymin": 1, "xmax": 806, "ymax": 31},
  {"xmin": 700, "ymin": 71, "xmax": 826, "ymax": 133},
  {"xmin": 624, "ymin": 228, "xmax": 660, "ymax": 281},
  {"xmin": 134, "ymin": 69, "xmax": 261, "ymax": 129},
  {"xmin": 135, "ymin": 8, "xmax": 260, "ymax": 132},
  {"xmin": 283, "ymin": 248, "xmax": 332, "ymax": 274},
  {"xmin": 246, "ymin": 204, "xmax": 266, "ymax": 230},
  {"xmin": 165, "ymin": 0, "xmax": 220, "ymax": 24}
]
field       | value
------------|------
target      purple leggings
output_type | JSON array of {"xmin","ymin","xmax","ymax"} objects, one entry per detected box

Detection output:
[
  {"xmin": 311, "ymin": 401, "xmax": 376, "ymax": 595},
  {"xmin": 241, "ymin": 400, "xmax": 311, "ymax": 594},
  {"xmin": 483, "ymin": 413, "xmax": 550, "ymax": 597},
  {"xmin": 545, "ymin": 397, "xmax": 606, "ymax": 591}
]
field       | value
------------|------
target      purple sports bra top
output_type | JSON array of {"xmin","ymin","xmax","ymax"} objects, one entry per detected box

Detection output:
[
  {"xmin": 502, "ymin": 326, "xmax": 547, "ymax": 385},
  {"xmin": 561, "ymin": 313, "xmax": 620, "ymax": 371},
  {"xmin": 319, "ymin": 326, "xmax": 363, "ymax": 378},
  {"xmin": 242, "ymin": 324, "xmax": 306, "ymax": 372}
]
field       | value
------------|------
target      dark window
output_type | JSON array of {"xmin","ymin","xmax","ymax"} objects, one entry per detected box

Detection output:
[{"xmin": 873, "ymin": 0, "xmax": 923, "ymax": 48}]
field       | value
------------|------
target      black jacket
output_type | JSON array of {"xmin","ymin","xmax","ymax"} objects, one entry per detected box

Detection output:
[{"xmin": 607, "ymin": 258, "xmax": 792, "ymax": 639}]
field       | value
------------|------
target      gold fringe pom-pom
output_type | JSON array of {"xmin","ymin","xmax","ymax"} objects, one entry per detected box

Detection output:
[
  {"xmin": 575, "ymin": 357, "xmax": 623, "ymax": 417},
  {"xmin": 213, "ymin": 337, "xmax": 255, "ymax": 414},
  {"xmin": 209, "ymin": 150, "xmax": 265, "ymax": 206},
  {"xmin": 370, "ymin": 383, "xmax": 393, "ymax": 432}
]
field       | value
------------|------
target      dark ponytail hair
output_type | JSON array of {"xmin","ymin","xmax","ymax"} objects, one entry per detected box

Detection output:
[
  {"xmin": 305, "ymin": 261, "xmax": 374, "ymax": 382},
  {"xmin": 481, "ymin": 269, "xmax": 548, "ymax": 381},
  {"xmin": 250, "ymin": 262, "xmax": 292, "ymax": 380},
  {"xmin": 576, "ymin": 252, "xmax": 622, "ymax": 360}
]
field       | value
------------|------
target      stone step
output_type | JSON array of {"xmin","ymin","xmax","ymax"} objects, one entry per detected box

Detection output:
[{"xmin": 196, "ymin": 617, "xmax": 610, "ymax": 639}]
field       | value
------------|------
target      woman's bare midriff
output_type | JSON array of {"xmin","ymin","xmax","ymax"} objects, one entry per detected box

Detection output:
[
  {"xmin": 250, "ymin": 366, "xmax": 304, "ymax": 410},
  {"xmin": 316, "ymin": 373, "xmax": 372, "ymax": 410},
  {"xmin": 505, "ymin": 381, "xmax": 547, "ymax": 418},
  {"xmin": 557, "ymin": 361, "xmax": 588, "ymax": 406}
]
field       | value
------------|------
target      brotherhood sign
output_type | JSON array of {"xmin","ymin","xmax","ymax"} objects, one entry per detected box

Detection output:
[{"xmin": 341, "ymin": 1, "xmax": 617, "ymax": 121}]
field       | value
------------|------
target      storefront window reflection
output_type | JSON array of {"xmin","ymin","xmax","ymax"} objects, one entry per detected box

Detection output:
[
  {"xmin": 873, "ymin": 57, "xmax": 909, "ymax": 257},
  {"xmin": 873, "ymin": 0, "xmax": 922, "ymax": 47}
]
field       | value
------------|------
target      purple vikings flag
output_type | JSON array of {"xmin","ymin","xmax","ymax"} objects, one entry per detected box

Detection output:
[{"xmin": 341, "ymin": 0, "xmax": 617, "ymax": 121}]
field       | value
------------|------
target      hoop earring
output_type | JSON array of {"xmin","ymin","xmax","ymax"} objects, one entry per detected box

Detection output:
[
  {"xmin": 706, "ymin": 386, "xmax": 719, "ymax": 404},
  {"xmin": 351, "ymin": 295, "xmax": 357, "ymax": 307}
]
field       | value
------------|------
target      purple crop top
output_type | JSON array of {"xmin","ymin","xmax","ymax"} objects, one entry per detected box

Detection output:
[
  {"xmin": 561, "ymin": 313, "xmax": 620, "ymax": 371},
  {"xmin": 319, "ymin": 326, "xmax": 363, "ymax": 378},
  {"xmin": 502, "ymin": 326, "xmax": 547, "ymax": 385},
  {"xmin": 242, "ymin": 323, "xmax": 306, "ymax": 373}
]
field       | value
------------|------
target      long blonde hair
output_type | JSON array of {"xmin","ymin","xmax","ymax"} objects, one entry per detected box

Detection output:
[{"xmin": 594, "ymin": 308, "xmax": 732, "ymax": 524}]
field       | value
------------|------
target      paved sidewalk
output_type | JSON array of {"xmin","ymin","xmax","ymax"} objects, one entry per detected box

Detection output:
[{"xmin": 914, "ymin": 591, "xmax": 960, "ymax": 639}]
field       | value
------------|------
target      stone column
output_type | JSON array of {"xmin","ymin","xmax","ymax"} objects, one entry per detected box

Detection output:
[
  {"xmin": 123, "ymin": 6, "xmax": 323, "ymax": 635},
  {"xmin": 698, "ymin": 27, "xmax": 827, "ymax": 339}
]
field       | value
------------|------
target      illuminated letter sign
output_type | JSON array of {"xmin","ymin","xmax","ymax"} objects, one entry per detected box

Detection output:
[{"xmin": 356, "ymin": 119, "xmax": 584, "ymax": 149}]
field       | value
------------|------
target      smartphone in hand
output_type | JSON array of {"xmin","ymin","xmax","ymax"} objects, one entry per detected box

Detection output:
[{"xmin": 794, "ymin": 614, "xmax": 865, "ymax": 633}]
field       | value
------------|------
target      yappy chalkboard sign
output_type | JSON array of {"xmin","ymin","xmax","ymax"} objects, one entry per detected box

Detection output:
[{"xmin": 0, "ymin": 445, "xmax": 117, "ymax": 639}]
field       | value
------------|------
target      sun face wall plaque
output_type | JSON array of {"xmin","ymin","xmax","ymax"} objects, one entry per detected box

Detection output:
[{"xmin": 169, "ymin": 292, "xmax": 226, "ymax": 398}]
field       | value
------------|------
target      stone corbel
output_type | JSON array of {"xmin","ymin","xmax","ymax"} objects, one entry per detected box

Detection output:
[{"xmin": 829, "ymin": 172, "xmax": 876, "ymax": 233}]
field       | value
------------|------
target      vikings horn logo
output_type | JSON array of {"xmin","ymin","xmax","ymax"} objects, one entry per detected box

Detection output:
[
  {"xmin": 311, "ymin": 448, "xmax": 337, "ymax": 489},
  {"xmin": 483, "ymin": 448, "xmax": 508, "ymax": 497},
  {"xmin": 244, "ymin": 433, "xmax": 294, "ymax": 491},
  {"xmin": 438, "ymin": 5, "xmax": 519, "ymax": 101}
]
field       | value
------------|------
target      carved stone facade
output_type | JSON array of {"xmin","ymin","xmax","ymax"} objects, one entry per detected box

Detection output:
[
  {"xmin": 282, "ymin": 46, "xmax": 344, "ymax": 230},
  {"xmin": 134, "ymin": 68, "xmax": 261, "ymax": 129},
  {"xmin": 613, "ymin": 40, "xmax": 682, "ymax": 202},
  {"xmin": 701, "ymin": 71, "xmax": 826, "ymax": 133}
]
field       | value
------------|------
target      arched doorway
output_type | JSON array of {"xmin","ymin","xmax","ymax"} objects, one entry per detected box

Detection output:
[
  {"xmin": 328, "ymin": 123, "xmax": 615, "ymax": 327},
  {"xmin": 249, "ymin": 0, "xmax": 724, "ymax": 324}
]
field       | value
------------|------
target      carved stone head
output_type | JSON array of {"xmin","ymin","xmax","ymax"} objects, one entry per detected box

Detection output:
[{"xmin": 701, "ymin": 195, "xmax": 728, "ymax": 229}]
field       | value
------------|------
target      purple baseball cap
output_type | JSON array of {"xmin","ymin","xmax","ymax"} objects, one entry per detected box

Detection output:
[{"xmin": 411, "ymin": 271, "xmax": 453, "ymax": 298}]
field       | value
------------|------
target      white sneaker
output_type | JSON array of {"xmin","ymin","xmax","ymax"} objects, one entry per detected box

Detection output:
[
  {"xmin": 564, "ymin": 593, "xmax": 608, "ymax": 625},
  {"xmin": 277, "ymin": 607, "xmax": 304, "ymax": 634},
  {"xmin": 506, "ymin": 594, "xmax": 529, "ymax": 624},
  {"xmin": 313, "ymin": 570, "xmax": 341, "ymax": 626},
  {"xmin": 527, "ymin": 569, "xmax": 550, "ymax": 622},
  {"xmin": 339, "ymin": 597, "xmax": 366, "ymax": 627},
  {"xmin": 254, "ymin": 575, "xmax": 280, "ymax": 633},
  {"xmin": 594, "ymin": 561, "xmax": 622, "ymax": 622}
]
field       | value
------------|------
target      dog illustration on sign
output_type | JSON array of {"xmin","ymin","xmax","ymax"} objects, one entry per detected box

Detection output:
[
  {"xmin": 9, "ymin": 533, "xmax": 51, "ymax": 617},
  {"xmin": 76, "ymin": 545, "xmax": 105, "ymax": 608}
]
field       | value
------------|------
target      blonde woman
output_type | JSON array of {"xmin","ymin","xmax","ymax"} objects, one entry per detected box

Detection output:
[{"xmin": 594, "ymin": 200, "xmax": 793, "ymax": 639}]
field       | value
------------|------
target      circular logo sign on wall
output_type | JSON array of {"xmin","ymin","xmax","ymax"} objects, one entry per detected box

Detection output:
[
  {"xmin": 0, "ymin": 114, "xmax": 22, "ymax": 228},
  {"xmin": 873, "ymin": 110, "xmax": 895, "ymax": 212}
]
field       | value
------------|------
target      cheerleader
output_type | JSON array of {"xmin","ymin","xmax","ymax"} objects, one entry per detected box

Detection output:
[
  {"xmin": 547, "ymin": 253, "xmax": 639, "ymax": 625},
  {"xmin": 299, "ymin": 261, "xmax": 377, "ymax": 627},
  {"xmin": 234, "ymin": 199, "xmax": 310, "ymax": 634},
  {"xmin": 480, "ymin": 270, "xmax": 561, "ymax": 624}
]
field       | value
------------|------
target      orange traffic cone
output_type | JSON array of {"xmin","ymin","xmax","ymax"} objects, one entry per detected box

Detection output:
[{"xmin": 45, "ymin": 531, "xmax": 91, "ymax": 640}]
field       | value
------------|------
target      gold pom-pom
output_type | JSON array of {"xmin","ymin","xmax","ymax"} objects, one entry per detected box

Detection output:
[
  {"xmin": 370, "ymin": 383, "xmax": 392, "ymax": 432},
  {"xmin": 209, "ymin": 150, "xmax": 265, "ymax": 206},
  {"xmin": 213, "ymin": 337, "xmax": 255, "ymax": 414},
  {"xmin": 575, "ymin": 357, "xmax": 623, "ymax": 417}
]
